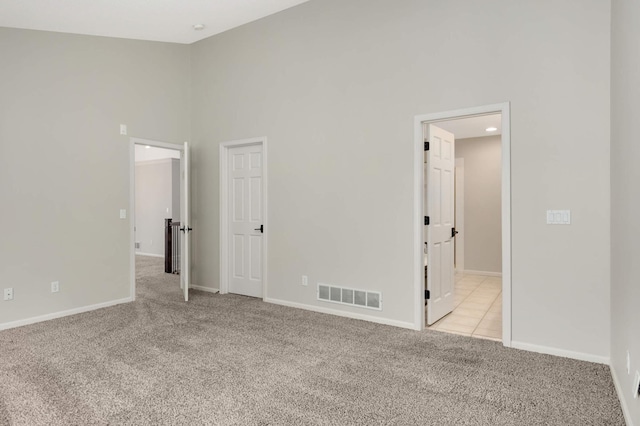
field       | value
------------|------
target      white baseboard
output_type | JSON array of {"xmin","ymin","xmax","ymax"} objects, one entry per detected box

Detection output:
[
  {"xmin": 462, "ymin": 269, "xmax": 502, "ymax": 277},
  {"xmin": 511, "ymin": 340, "xmax": 609, "ymax": 365},
  {"xmin": 264, "ymin": 297, "xmax": 418, "ymax": 330},
  {"xmin": 191, "ymin": 285, "xmax": 219, "ymax": 294},
  {"xmin": 135, "ymin": 252, "xmax": 164, "ymax": 258},
  {"xmin": 0, "ymin": 297, "xmax": 133, "ymax": 331},
  {"xmin": 610, "ymin": 365, "xmax": 635, "ymax": 426}
]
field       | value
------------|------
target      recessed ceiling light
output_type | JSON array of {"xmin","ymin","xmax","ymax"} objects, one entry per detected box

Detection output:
[
  {"xmin": 193, "ymin": 24, "xmax": 205, "ymax": 31},
  {"xmin": 145, "ymin": 145, "xmax": 151, "ymax": 149},
  {"xmin": 486, "ymin": 127, "xmax": 498, "ymax": 132}
]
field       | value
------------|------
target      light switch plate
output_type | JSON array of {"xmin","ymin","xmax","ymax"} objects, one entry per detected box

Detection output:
[
  {"xmin": 120, "ymin": 209, "xmax": 127, "ymax": 219},
  {"xmin": 547, "ymin": 210, "xmax": 571, "ymax": 225},
  {"xmin": 120, "ymin": 124, "xmax": 127, "ymax": 135}
]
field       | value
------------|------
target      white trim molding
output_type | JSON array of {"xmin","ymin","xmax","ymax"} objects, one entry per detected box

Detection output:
[
  {"xmin": 135, "ymin": 158, "xmax": 176, "ymax": 166},
  {"xmin": 191, "ymin": 285, "xmax": 220, "ymax": 294},
  {"xmin": 219, "ymin": 137, "xmax": 268, "ymax": 299},
  {"xmin": 454, "ymin": 157, "xmax": 465, "ymax": 273},
  {"xmin": 129, "ymin": 137, "xmax": 184, "ymax": 302},
  {"xmin": 511, "ymin": 341, "xmax": 610, "ymax": 365},
  {"xmin": 265, "ymin": 298, "xmax": 417, "ymax": 330},
  {"xmin": 414, "ymin": 102, "xmax": 512, "ymax": 347},
  {"xmin": 135, "ymin": 252, "xmax": 164, "ymax": 258},
  {"xmin": 610, "ymin": 365, "xmax": 636, "ymax": 426},
  {"xmin": 461, "ymin": 270, "xmax": 502, "ymax": 277},
  {"xmin": 0, "ymin": 297, "xmax": 132, "ymax": 331}
]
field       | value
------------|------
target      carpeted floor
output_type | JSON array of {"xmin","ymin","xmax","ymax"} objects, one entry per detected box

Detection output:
[{"xmin": 0, "ymin": 256, "xmax": 625, "ymax": 425}]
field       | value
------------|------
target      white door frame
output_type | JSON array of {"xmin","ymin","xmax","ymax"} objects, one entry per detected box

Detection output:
[
  {"xmin": 219, "ymin": 137, "xmax": 268, "ymax": 298},
  {"xmin": 129, "ymin": 137, "xmax": 185, "ymax": 301},
  {"xmin": 454, "ymin": 157, "xmax": 464, "ymax": 273},
  {"xmin": 414, "ymin": 102, "xmax": 512, "ymax": 347}
]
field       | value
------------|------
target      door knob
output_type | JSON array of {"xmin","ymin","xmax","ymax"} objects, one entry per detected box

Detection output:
[{"xmin": 254, "ymin": 224, "xmax": 264, "ymax": 233}]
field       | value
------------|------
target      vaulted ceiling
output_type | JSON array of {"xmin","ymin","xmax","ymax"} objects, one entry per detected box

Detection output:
[{"xmin": 0, "ymin": 0, "xmax": 310, "ymax": 44}]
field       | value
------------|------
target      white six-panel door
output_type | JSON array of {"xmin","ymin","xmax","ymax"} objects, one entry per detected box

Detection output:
[
  {"xmin": 426, "ymin": 124, "xmax": 455, "ymax": 325},
  {"xmin": 228, "ymin": 144, "xmax": 263, "ymax": 298},
  {"xmin": 180, "ymin": 141, "xmax": 191, "ymax": 302}
]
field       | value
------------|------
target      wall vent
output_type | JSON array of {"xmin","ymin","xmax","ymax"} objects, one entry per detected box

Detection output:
[{"xmin": 317, "ymin": 283, "xmax": 382, "ymax": 311}]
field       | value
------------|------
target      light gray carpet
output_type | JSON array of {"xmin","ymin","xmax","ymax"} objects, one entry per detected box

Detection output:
[{"xmin": 0, "ymin": 256, "xmax": 624, "ymax": 425}]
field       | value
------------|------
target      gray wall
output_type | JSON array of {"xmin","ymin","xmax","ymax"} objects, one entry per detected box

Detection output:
[
  {"xmin": 172, "ymin": 159, "xmax": 181, "ymax": 223},
  {"xmin": 135, "ymin": 159, "xmax": 180, "ymax": 256},
  {"xmin": 611, "ymin": 0, "xmax": 640, "ymax": 422},
  {"xmin": 456, "ymin": 136, "xmax": 502, "ymax": 274},
  {"xmin": 0, "ymin": 28, "xmax": 190, "ymax": 324},
  {"xmin": 0, "ymin": 0, "xmax": 616, "ymax": 363},
  {"xmin": 190, "ymin": 0, "xmax": 611, "ymax": 357}
]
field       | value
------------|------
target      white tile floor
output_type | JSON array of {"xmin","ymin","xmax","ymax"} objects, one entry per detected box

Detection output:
[{"xmin": 425, "ymin": 272, "xmax": 502, "ymax": 341}]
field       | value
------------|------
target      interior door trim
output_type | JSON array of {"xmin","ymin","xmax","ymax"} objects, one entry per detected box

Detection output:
[
  {"xmin": 413, "ymin": 103, "xmax": 511, "ymax": 347},
  {"xmin": 219, "ymin": 136, "xmax": 268, "ymax": 299},
  {"xmin": 129, "ymin": 137, "xmax": 185, "ymax": 302}
]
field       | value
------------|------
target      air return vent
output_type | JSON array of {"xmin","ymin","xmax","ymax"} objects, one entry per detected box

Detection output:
[{"xmin": 317, "ymin": 283, "xmax": 382, "ymax": 311}]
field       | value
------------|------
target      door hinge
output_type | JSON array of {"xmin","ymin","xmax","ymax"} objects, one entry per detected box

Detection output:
[
  {"xmin": 424, "ymin": 290, "xmax": 430, "ymax": 300},
  {"xmin": 424, "ymin": 140, "xmax": 430, "ymax": 151},
  {"xmin": 424, "ymin": 216, "xmax": 430, "ymax": 225}
]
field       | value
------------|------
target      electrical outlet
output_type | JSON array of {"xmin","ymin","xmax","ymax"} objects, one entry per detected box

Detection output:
[
  {"xmin": 3, "ymin": 288, "xmax": 13, "ymax": 301},
  {"xmin": 627, "ymin": 351, "xmax": 631, "ymax": 375},
  {"xmin": 634, "ymin": 371, "xmax": 640, "ymax": 399},
  {"xmin": 301, "ymin": 275, "xmax": 308, "ymax": 286},
  {"xmin": 51, "ymin": 281, "xmax": 59, "ymax": 293}
]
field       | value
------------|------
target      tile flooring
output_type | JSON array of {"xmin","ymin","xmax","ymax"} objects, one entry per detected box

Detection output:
[{"xmin": 425, "ymin": 272, "xmax": 502, "ymax": 341}]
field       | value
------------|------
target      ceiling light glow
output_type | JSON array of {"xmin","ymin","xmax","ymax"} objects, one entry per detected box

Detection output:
[
  {"xmin": 193, "ymin": 24, "xmax": 205, "ymax": 31},
  {"xmin": 486, "ymin": 127, "xmax": 498, "ymax": 132}
]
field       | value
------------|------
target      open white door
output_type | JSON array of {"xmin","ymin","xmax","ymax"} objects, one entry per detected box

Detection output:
[
  {"xmin": 180, "ymin": 141, "xmax": 190, "ymax": 302},
  {"xmin": 425, "ymin": 124, "xmax": 455, "ymax": 325}
]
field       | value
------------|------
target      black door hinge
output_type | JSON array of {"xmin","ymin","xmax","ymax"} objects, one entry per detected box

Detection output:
[
  {"xmin": 424, "ymin": 216, "xmax": 430, "ymax": 226},
  {"xmin": 424, "ymin": 141, "xmax": 430, "ymax": 151},
  {"xmin": 424, "ymin": 290, "xmax": 430, "ymax": 300}
]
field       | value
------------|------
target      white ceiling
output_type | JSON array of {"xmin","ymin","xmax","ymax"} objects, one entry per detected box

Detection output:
[
  {"xmin": 0, "ymin": 0, "xmax": 310, "ymax": 44},
  {"xmin": 135, "ymin": 145, "xmax": 181, "ymax": 163},
  {"xmin": 435, "ymin": 114, "xmax": 502, "ymax": 140}
]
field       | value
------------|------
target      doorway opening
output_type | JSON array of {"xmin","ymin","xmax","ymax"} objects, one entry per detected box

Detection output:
[
  {"xmin": 414, "ymin": 103, "xmax": 511, "ymax": 347},
  {"xmin": 129, "ymin": 138, "xmax": 191, "ymax": 302},
  {"xmin": 219, "ymin": 137, "xmax": 268, "ymax": 299}
]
